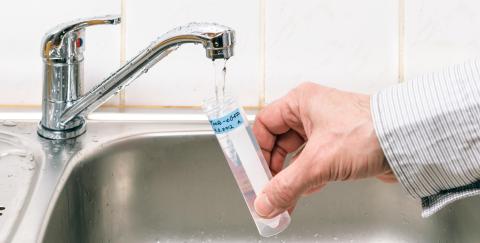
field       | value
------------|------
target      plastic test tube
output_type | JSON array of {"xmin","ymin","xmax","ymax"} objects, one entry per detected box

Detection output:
[{"xmin": 203, "ymin": 95, "xmax": 291, "ymax": 237}]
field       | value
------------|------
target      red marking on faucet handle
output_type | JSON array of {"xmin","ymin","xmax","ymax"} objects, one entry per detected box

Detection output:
[{"xmin": 76, "ymin": 38, "xmax": 83, "ymax": 48}]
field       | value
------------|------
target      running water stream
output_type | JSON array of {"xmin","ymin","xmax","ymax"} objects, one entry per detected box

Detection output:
[{"xmin": 213, "ymin": 59, "xmax": 227, "ymax": 104}]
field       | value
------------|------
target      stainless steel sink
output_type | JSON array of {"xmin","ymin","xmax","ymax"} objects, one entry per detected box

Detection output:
[
  {"xmin": 39, "ymin": 131, "xmax": 480, "ymax": 242},
  {"xmin": 1, "ymin": 121, "xmax": 478, "ymax": 242}
]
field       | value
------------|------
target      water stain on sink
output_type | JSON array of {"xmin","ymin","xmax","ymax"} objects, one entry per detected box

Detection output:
[
  {"xmin": 1, "ymin": 121, "xmax": 17, "ymax": 127},
  {"xmin": 0, "ymin": 132, "xmax": 39, "ymax": 236}
]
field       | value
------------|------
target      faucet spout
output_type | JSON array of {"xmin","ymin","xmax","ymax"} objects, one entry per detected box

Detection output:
[
  {"xmin": 60, "ymin": 23, "xmax": 234, "ymax": 125},
  {"xmin": 37, "ymin": 20, "xmax": 235, "ymax": 140}
]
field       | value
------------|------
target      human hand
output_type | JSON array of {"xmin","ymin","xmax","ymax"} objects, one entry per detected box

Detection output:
[{"xmin": 253, "ymin": 82, "xmax": 396, "ymax": 219}]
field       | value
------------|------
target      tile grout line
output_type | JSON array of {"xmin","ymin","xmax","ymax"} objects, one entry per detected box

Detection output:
[
  {"xmin": 398, "ymin": 0, "xmax": 406, "ymax": 83},
  {"xmin": 259, "ymin": 0, "xmax": 266, "ymax": 108},
  {"xmin": 0, "ymin": 104, "xmax": 261, "ymax": 111},
  {"xmin": 119, "ymin": 0, "xmax": 127, "ymax": 111}
]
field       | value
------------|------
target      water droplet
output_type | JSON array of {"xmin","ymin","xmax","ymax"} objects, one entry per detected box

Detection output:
[
  {"xmin": 2, "ymin": 121, "xmax": 16, "ymax": 127},
  {"xmin": 0, "ymin": 149, "xmax": 28, "ymax": 158}
]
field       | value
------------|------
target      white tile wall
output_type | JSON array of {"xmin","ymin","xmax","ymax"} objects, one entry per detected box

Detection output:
[
  {"xmin": 405, "ymin": 0, "xmax": 480, "ymax": 80},
  {"xmin": 124, "ymin": 0, "xmax": 261, "ymax": 107},
  {"xmin": 4, "ymin": 0, "xmax": 479, "ymax": 109},
  {"xmin": 0, "ymin": 0, "xmax": 120, "ymax": 105},
  {"xmin": 265, "ymin": 0, "xmax": 399, "ymax": 103}
]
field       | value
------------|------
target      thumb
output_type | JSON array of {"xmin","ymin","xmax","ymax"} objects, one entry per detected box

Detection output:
[{"xmin": 254, "ymin": 146, "xmax": 316, "ymax": 218}]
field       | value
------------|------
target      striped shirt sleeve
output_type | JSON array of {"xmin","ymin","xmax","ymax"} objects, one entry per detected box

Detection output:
[{"xmin": 371, "ymin": 60, "xmax": 480, "ymax": 217}]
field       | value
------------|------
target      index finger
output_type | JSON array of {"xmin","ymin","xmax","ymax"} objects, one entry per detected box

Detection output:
[{"xmin": 252, "ymin": 94, "xmax": 305, "ymax": 163}]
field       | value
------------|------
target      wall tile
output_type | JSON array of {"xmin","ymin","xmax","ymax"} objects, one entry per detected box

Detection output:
[
  {"xmin": 265, "ymin": 0, "xmax": 399, "ymax": 103},
  {"xmin": 124, "ymin": 0, "xmax": 260, "ymax": 107},
  {"xmin": 0, "ymin": 0, "xmax": 120, "ymax": 106},
  {"xmin": 405, "ymin": 0, "xmax": 480, "ymax": 80}
]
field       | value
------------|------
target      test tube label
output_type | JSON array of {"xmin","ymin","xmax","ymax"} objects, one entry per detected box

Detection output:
[{"xmin": 209, "ymin": 108, "xmax": 244, "ymax": 134}]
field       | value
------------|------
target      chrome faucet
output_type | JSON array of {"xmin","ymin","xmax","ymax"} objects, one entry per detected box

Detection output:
[{"xmin": 37, "ymin": 15, "xmax": 235, "ymax": 140}]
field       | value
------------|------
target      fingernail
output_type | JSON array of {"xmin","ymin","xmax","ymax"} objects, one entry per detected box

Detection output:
[{"xmin": 254, "ymin": 194, "xmax": 274, "ymax": 217}]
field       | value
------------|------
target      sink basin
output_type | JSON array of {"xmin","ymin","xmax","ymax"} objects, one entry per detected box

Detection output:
[{"xmin": 41, "ymin": 132, "xmax": 480, "ymax": 242}]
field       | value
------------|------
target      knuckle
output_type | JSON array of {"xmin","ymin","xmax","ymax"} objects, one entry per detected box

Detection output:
[
  {"xmin": 293, "ymin": 82, "xmax": 317, "ymax": 95},
  {"xmin": 269, "ymin": 176, "xmax": 297, "ymax": 209},
  {"xmin": 297, "ymin": 81, "xmax": 316, "ymax": 90}
]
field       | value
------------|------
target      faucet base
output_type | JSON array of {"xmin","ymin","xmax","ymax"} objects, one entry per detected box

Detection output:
[{"xmin": 37, "ymin": 122, "xmax": 86, "ymax": 140}]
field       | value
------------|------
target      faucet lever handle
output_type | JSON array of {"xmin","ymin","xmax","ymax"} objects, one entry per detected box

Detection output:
[{"xmin": 41, "ymin": 15, "xmax": 121, "ymax": 62}]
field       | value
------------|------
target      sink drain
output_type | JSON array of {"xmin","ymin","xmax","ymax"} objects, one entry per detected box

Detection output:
[{"xmin": 0, "ymin": 206, "xmax": 5, "ymax": 216}]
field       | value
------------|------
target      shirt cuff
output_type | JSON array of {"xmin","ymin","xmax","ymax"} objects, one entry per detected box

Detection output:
[{"xmin": 370, "ymin": 60, "xmax": 480, "ymax": 217}]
